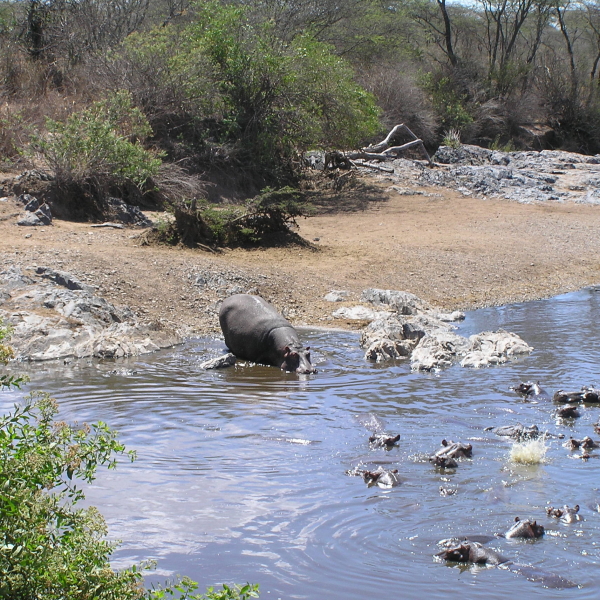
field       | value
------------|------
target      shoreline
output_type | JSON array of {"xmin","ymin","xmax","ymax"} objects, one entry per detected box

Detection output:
[{"xmin": 3, "ymin": 178, "xmax": 600, "ymax": 340}]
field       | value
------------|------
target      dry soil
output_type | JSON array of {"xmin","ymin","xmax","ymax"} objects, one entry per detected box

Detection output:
[{"xmin": 2, "ymin": 176, "xmax": 600, "ymax": 336}]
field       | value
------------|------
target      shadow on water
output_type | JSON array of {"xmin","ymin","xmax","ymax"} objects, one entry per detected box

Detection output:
[{"xmin": 5, "ymin": 288, "xmax": 600, "ymax": 598}]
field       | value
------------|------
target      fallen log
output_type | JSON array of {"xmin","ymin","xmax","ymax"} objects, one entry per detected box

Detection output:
[{"xmin": 348, "ymin": 124, "xmax": 432, "ymax": 165}]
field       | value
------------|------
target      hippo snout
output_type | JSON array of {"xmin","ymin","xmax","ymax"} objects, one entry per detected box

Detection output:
[{"xmin": 283, "ymin": 346, "xmax": 316, "ymax": 374}]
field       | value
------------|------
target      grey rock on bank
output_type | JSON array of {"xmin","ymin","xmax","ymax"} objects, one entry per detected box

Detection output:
[
  {"xmin": 353, "ymin": 288, "xmax": 532, "ymax": 370},
  {"xmin": 1, "ymin": 265, "xmax": 181, "ymax": 361}
]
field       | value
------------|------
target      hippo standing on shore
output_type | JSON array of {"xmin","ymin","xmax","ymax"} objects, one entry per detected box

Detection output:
[{"xmin": 219, "ymin": 294, "xmax": 316, "ymax": 374}]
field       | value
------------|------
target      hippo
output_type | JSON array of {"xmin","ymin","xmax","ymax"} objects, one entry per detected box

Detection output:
[
  {"xmin": 436, "ymin": 538, "xmax": 577, "ymax": 588},
  {"xmin": 432, "ymin": 439, "xmax": 473, "ymax": 460},
  {"xmin": 546, "ymin": 504, "xmax": 581, "ymax": 523},
  {"xmin": 553, "ymin": 386, "xmax": 600, "ymax": 403},
  {"xmin": 219, "ymin": 294, "xmax": 316, "ymax": 374},
  {"xmin": 563, "ymin": 436, "xmax": 599, "ymax": 450},
  {"xmin": 361, "ymin": 467, "xmax": 401, "ymax": 488},
  {"xmin": 555, "ymin": 405, "xmax": 581, "ymax": 419},
  {"xmin": 511, "ymin": 381, "xmax": 550, "ymax": 401},
  {"xmin": 430, "ymin": 455, "xmax": 458, "ymax": 469},
  {"xmin": 437, "ymin": 540, "xmax": 507, "ymax": 565},
  {"xmin": 368, "ymin": 433, "xmax": 400, "ymax": 449},
  {"xmin": 504, "ymin": 517, "xmax": 544, "ymax": 539},
  {"xmin": 345, "ymin": 466, "xmax": 400, "ymax": 488},
  {"xmin": 485, "ymin": 423, "xmax": 541, "ymax": 441}
]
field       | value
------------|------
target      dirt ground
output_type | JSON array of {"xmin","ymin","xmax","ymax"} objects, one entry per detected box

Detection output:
[{"xmin": 2, "ymin": 175, "xmax": 600, "ymax": 336}]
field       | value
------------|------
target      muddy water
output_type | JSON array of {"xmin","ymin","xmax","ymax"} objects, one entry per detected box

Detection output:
[{"xmin": 5, "ymin": 289, "xmax": 600, "ymax": 598}]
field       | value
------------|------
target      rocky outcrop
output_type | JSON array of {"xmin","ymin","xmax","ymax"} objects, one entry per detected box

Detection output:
[
  {"xmin": 358, "ymin": 144, "xmax": 600, "ymax": 205},
  {"xmin": 15, "ymin": 194, "xmax": 53, "ymax": 226},
  {"xmin": 349, "ymin": 288, "xmax": 531, "ymax": 370},
  {"xmin": 1, "ymin": 265, "xmax": 181, "ymax": 361}
]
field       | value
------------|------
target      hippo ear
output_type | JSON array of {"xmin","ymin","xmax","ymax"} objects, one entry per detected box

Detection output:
[
  {"xmin": 305, "ymin": 346, "xmax": 310, "ymax": 351},
  {"xmin": 574, "ymin": 505, "xmax": 580, "ymax": 512},
  {"xmin": 514, "ymin": 516, "xmax": 520, "ymax": 522},
  {"xmin": 283, "ymin": 346, "xmax": 291, "ymax": 355},
  {"xmin": 441, "ymin": 439, "xmax": 448, "ymax": 447}
]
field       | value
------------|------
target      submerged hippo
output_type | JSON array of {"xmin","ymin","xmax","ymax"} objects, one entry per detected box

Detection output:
[
  {"xmin": 546, "ymin": 504, "xmax": 581, "ymax": 523},
  {"xmin": 438, "ymin": 540, "xmax": 507, "ymax": 565},
  {"xmin": 485, "ymin": 423, "xmax": 541, "ymax": 441},
  {"xmin": 504, "ymin": 517, "xmax": 544, "ymax": 539},
  {"xmin": 563, "ymin": 436, "xmax": 599, "ymax": 450},
  {"xmin": 430, "ymin": 455, "xmax": 458, "ymax": 469},
  {"xmin": 555, "ymin": 405, "xmax": 581, "ymax": 419},
  {"xmin": 219, "ymin": 294, "xmax": 316, "ymax": 374},
  {"xmin": 369, "ymin": 433, "xmax": 401, "ymax": 449},
  {"xmin": 432, "ymin": 439, "xmax": 473, "ymax": 460},
  {"xmin": 511, "ymin": 381, "xmax": 550, "ymax": 401},
  {"xmin": 436, "ymin": 538, "xmax": 577, "ymax": 588},
  {"xmin": 553, "ymin": 386, "xmax": 600, "ymax": 403},
  {"xmin": 345, "ymin": 465, "xmax": 401, "ymax": 488}
]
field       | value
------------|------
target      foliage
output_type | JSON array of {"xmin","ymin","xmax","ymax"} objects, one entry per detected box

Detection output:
[
  {"xmin": 118, "ymin": 1, "xmax": 380, "ymax": 184},
  {"xmin": 442, "ymin": 128, "xmax": 462, "ymax": 148},
  {"xmin": 490, "ymin": 135, "xmax": 516, "ymax": 152},
  {"xmin": 149, "ymin": 579, "xmax": 259, "ymax": 600},
  {"xmin": 31, "ymin": 90, "xmax": 162, "ymax": 188},
  {"xmin": 419, "ymin": 72, "xmax": 473, "ymax": 132},
  {"xmin": 0, "ymin": 321, "xmax": 259, "ymax": 599},
  {"xmin": 153, "ymin": 186, "xmax": 311, "ymax": 248},
  {"xmin": 0, "ymin": 108, "xmax": 33, "ymax": 166},
  {"xmin": 0, "ymin": 320, "xmax": 25, "ymax": 390},
  {"xmin": 0, "ymin": 392, "xmax": 142, "ymax": 599}
]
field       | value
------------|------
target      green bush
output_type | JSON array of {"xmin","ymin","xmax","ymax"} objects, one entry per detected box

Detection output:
[
  {"xmin": 0, "ymin": 321, "xmax": 259, "ymax": 600},
  {"xmin": 154, "ymin": 187, "xmax": 311, "ymax": 248},
  {"xmin": 420, "ymin": 73, "xmax": 473, "ymax": 132},
  {"xmin": 32, "ymin": 90, "xmax": 162, "ymax": 188},
  {"xmin": 119, "ymin": 1, "xmax": 380, "ymax": 184}
]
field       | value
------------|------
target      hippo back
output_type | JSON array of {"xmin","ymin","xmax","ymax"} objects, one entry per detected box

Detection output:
[{"xmin": 219, "ymin": 294, "xmax": 298, "ymax": 365}]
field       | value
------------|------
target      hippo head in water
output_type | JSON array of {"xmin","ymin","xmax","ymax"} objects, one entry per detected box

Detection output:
[
  {"xmin": 280, "ymin": 346, "xmax": 316, "ymax": 374},
  {"xmin": 505, "ymin": 517, "xmax": 545, "ymax": 539}
]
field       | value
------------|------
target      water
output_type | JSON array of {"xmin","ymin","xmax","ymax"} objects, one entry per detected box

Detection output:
[{"xmin": 4, "ymin": 288, "xmax": 600, "ymax": 598}]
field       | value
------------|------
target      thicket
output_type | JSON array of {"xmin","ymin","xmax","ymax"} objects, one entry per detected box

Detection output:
[
  {"xmin": 0, "ymin": 319, "xmax": 259, "ymax": 599},
  {"xmin": 1, "ymin": 0, "xmax": 600, "ymax": 216},
  {"xmin": 151, "ymin": 186, "xmax": 311, "ymax": 248}
]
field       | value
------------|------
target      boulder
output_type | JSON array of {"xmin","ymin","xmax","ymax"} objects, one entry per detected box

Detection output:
[
  {"xmin": 353, "ymin": 287, "xmax": 533, "ymax": 370},
  {"xmin": 1, "ymin": 265, "xmax": 181, "ymax": 361}
]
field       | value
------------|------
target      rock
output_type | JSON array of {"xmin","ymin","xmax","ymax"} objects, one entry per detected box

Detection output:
[
  {"xmin": 16, "ymin": 193, "xmax": 38, "ymax": 206},
  {"xmin": 356, "ymin": 288, "xmax": 532, "ymax": 370},
  {"xmin": 360, "ymin": 288, "xmax": 427, "ymax": 314},
  {"xmin": 16, "ymin": 202, "xmax": 52, "ymax": 226},
  {"xmin": 332, "ymin": 305, "xmax": 388, "ymax": 320},
  {"xmin": 410, "ymin": 331, "xmax": 471, "ymax": 371},
  {"xmin": 460, "ymin": 330, "xmax": 533, "ymax": 368},
  {"xmin": 1, "ymin": 265, "xmax": 181, "ymax": 361},
  {"xmin": 17, "ymin": 213, "xmax": 43, "ymax": 226},
  {"xmin": 24, "ymin": 197, "xmax": 40, "ymax": 212},
  {"xmin": 324, "ymin": 290, "xmax": 349, "ymax": 302},
  {"xmin": 34, "ymin": 267, "xmax": 94, "ymax": 293},
  {"xmin": 199, "ymin": 353, "xmax": 237, "ymax": 369},
  {"xmin": 106, "ymin": 197, "xmax": 153, "ymax": 227}
]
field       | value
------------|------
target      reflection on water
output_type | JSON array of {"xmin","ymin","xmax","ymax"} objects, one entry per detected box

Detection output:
[{"xmin": 4, "ymin": 289, "xmax": 600, "ymax": 598}]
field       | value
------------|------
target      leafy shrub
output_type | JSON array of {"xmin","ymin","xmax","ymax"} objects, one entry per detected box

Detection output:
[
  {"xmin": 117, "ymin": 1, "xmax": 380, "ymax": 185},
  {"xmin": 442, "ymin": 129, "xmax": 461, "ymax": 148},
  {"xmin": 419, "ymin": 72, "xmax": 473, "ymax": 132},
  {"xmin": 32, "ymin": 90, "xmax": 162, "ymax": 188},
  {"xmin": 0, "ymin": 322, "xmax": 259, "ymax": 600},
  {"xmin": 0, "ymin": 392, "xmax": 143, "ymax": 599},
  {"xmin": 151, "ymin": 187, "xmax": 311, "ymax": 248}
]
